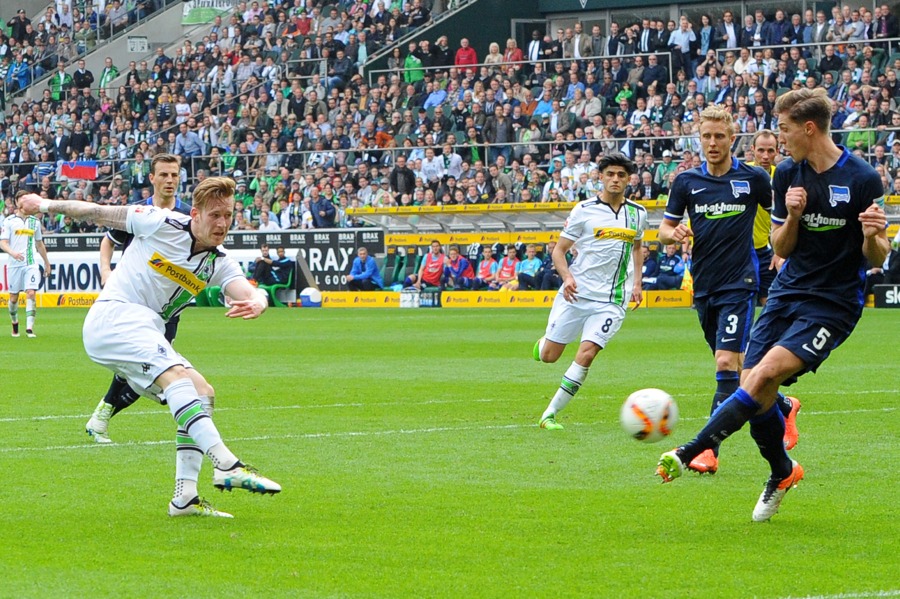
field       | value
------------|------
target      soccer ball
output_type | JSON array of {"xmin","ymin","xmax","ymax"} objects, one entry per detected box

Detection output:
[{"xmin": 620, "ymin": 388, "xmax": 678, "ymax": 443}]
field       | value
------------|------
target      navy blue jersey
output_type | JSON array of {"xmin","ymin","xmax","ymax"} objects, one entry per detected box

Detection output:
[
  {"xmin": 770, "ymin": 146, "xmax": 883, "ymax": 314},
  {"xmin": 665, "ymin": 157, "xmax": 772, "ymax": 298},
  {"xmin": 106, "ymin": 197, "xmax": 191, "ymax": 249}
]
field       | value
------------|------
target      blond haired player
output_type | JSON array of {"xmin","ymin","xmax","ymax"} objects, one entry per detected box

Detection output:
[{"xmin": 18, "ymin": 178, "xmax": 281, "ymax": 518}]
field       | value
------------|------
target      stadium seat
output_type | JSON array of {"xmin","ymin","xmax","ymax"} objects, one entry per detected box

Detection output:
[
  {"xmin": 806, "ymin": 58, "xmax": 817, "ymax": 73},
  {"xmin": 199, "ymin": 286, "xmax": 224, "ymax": 308},
  {"xmin": 777, "ymin": 87, "xmax": 791, "ymax": 97},
  {"xmin": 258, "ymin": 268, "xmax": 294, "ymax": 308}
]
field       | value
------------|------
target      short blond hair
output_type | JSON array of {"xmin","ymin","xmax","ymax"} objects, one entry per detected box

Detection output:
[
  {"xmin": 192, "ymin": 177, "xmax": 236, "ymax": 212},
  {"xmin": 698, "ymin": 105, "xmax": 736, "ymax": 135}
]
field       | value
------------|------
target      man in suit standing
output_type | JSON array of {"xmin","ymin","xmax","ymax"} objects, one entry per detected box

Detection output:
[
  {"xmin": 527, "ymin": 30, "xmax": 545, "ymax": 72},
  {"xmin": 875, "ymin": 4, "xmax": 899, "ymax": 49},
  {"xmin": 50, "ymin": 126, "xmax": 70, "ymax": 161},
  {"xmin": 637, "ymin": 19, "xmax": 654, "ymax": 54},
  {"xmin": 715, "ymin": 11, "xmax": 739, "ymax": 51}
]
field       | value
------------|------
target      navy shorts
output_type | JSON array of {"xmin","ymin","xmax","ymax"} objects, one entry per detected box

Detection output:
[
  {"xmin": 694, "ymin": 289, "xmax": 756, "ymax": 354},
  {"xmin": 755, "ymin": 246, "xmax": 777, "ymax": 299},
  {"xmin": 744, "ymin": 296, "xmax": 859, "ymax": 386}
]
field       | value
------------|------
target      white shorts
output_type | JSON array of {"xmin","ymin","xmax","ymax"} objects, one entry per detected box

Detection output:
[
  {"xmin": 544, "ymin": 293, "xmax": 626, "ymax": 349},
  {"xmin": 83, "ymin": 301, "xmax": 192, "ymax": 398},
  {"xmin": 7, "ymin": 265, "xmax": 41, "ymax": 293}
]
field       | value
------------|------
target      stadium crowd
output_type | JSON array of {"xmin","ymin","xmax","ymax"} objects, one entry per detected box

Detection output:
[{"xmin": 1, "ymin": 0, "xmax": 900, "ymax": 235}]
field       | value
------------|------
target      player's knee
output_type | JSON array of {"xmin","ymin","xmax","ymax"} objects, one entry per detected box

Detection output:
[
  {"xmin": 715, "ymin": 353, "xmax": 740, "ymax": 372},
  {"xmin": 576, "ymin": 343, "xmax": 601, "ymax": 366}
]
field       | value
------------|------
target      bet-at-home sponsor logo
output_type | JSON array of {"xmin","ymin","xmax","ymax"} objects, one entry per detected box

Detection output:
[
  {"xmin": 695, "ymin": 202, "xmax": 747, "ymax": 219},
  {"xmin": 801, "ymin": 213, "xmax": 846, "ymax": 231}
]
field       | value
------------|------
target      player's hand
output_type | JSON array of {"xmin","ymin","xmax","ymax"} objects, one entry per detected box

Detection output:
[
  {"xmin": 630, "ymin": 285, "xmax": 642, "ymax": 310},
  {"xmin": 12, "ymin": 251, "xmax": 24, "ymax": 261},
  {"xmin": 671, "ymin": 223, "xmax": 694, "ymax": 243},
  {"xmin": 859, "ymin": 203, "xmax": 887, "ymax": 238},
  {"xmin": 44, "ymin": 264, "xmax": 51, "ymax": 278},
  {"xmin": 771, "ymin": 254, "xmax": 785, "ymax": 271},
  {"xmin": 100, "ymin": 266, "xmax": 111, "ymax": 286},
  {"xmin": 225, "ymin": 298, "xmax": 266, "ymax": 320},
  {"xmin": 16, "ymin": 193, "xmax": 44, "ymax": 216},
  {"xmin": 561, "ymin": 275, "xmax": 577, "ymax": 303},
  {"xmin": 784, "ymin": 186, "xmax": 807, "ymax": 218}
]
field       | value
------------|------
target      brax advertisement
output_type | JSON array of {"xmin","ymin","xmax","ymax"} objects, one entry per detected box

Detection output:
[{"xmin": 0, "ymin": 230, "xmax": 385, "ymax": 293}]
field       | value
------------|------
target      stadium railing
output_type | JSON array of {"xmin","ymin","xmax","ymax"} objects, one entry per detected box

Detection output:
[{"xmin": 366, "ymin": 50, "xmax": 677, "ymax": 92}]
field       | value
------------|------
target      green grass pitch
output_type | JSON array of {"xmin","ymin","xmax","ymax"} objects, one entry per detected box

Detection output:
[{"xmin": 1, "ymin": 307, "xmax": 898, "ymax": 598}]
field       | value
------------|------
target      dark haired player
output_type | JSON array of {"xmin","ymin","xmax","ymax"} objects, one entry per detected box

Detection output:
[
  {"xmin": 657, "ymin": 88, "xmax": 890, "ymax": 521},
  {"xmin": 534, "ymin": 153, "xmax": 647, "ymax": 430}
]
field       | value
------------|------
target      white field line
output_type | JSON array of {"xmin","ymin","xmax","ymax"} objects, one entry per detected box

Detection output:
[
  {"xmin": 0, "ymin": 406, "xmax": 897, "ymax": 454},
  {"xmin": 777, "ymin": 591, "xmax": 900, "ymax": 599},
  {"xmin": 1, "ymin": 389, "xmax": 898, "ymax": 425}
]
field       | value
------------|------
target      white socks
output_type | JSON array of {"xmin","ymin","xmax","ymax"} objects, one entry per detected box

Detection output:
[
  {"xmin": 165, "ymin": 379, "xmax": 238, "ymax": 471},
  {"xmin": 542, "ymin": 361, "xmax": 589, "ymax": 420},
  {"xmin": 173, "ymin": 394, "xmax": 216, "ymax": 506},
  {"xmin": 25, "ymin": 298, "xmax": 35, "ymax": 330}
]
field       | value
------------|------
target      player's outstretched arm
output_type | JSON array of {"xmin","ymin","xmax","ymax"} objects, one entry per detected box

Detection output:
[
  {"xmin": 18, "ymin": 194, "xmax": 129, "ymax": 231},
  {"xmin": 859, "ymin": 203, "xmax": 890, "ymax": 267},
  {"xmin": 223, "ymin": 278, "xmax": 268, "ymax": 320}
]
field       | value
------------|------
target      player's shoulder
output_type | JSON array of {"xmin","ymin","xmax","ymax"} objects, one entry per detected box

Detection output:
[
  {"xmin": 736, "ymin": 161, "xmax": 771, "ymax": 182},
  {"xmin": 624, "ymin": 199, "xmax": 648, "ymax": 214},
  {"xmin": 841, "ymin": 150, "xmax": 881, "ymax": 182},
  {"xmin": 773, "ymin": 156, "xmax": 801, "ymax": 179}
]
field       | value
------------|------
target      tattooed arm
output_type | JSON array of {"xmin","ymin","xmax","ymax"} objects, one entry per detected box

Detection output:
[{"xmin": 17, "ymin": 194, "xmax": 130, "ymax": 231}]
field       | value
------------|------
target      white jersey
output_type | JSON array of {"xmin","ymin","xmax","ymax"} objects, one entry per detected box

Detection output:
[
  {"xmin": 560, "ymin": 197, "xmax": 648, "ymax": 306},
  {"xmin": 1, "ymin": 214, "xmax": 43, "ymax": 267},
  {"xmin": 101, "ymin": 206, "xmax": 244, "ymax": 321}
]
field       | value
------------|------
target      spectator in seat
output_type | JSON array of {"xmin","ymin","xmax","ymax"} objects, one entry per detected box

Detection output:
[
  {"xmin": 537, "ymin": 241, "xmax": 564, "ymax": 291},
  {"xmin": 442, "ymin": 244, "xmax": 474, "ymax": 290},
  {"xmin": 472, "ymin": 245, "xmax": 499, "ymax": 290},
  {"xmin": 495, "ymin": 244, "xmax": 520, "ymax": 289},
  {"xmin": 249, "ymin": 244, "xmax": 279, "ymax": 285},
  {"xmin": 651, "ymin": 243, "xmax": 685, "ymax": 290},
  {"xmin": 347, "ymin": 246, "xmax": 384, "ymax": 291},
  {"xmin": 516, "ymin": 243, "xmax": 543, "ymax": 290},
  {"xmin": 641, "ymin": 245, "xmax": 660, "ymax": 290}
]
